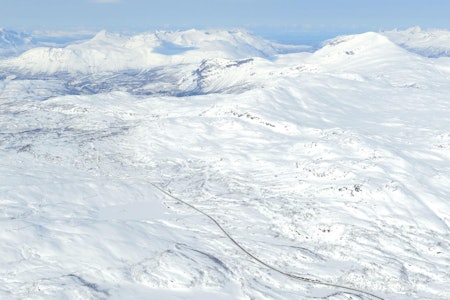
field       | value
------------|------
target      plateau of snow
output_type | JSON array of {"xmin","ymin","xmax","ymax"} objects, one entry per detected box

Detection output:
[{"xmin": 0, "ymin": 27, "xmax": 449, "ymax": 299}]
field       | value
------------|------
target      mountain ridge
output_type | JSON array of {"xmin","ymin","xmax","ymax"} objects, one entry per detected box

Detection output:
[
  {"xmin": 3, "ymin": 27, "xmax": 450, "ymax": 75},
  {"xmin": 0, "ymin": 29, "xmax": 277, "ymax": 74}
]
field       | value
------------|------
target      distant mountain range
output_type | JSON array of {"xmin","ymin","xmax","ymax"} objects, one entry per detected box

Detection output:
[
  {"xmin": 1, "ymin": 27, "xmax": 449, "ymax": 98},
  {"xmin": 1, "ymin": 26, "xmax": 450, "ymax": 59},
  {"xmin": 0, "ymin": 28, "xmax": 35, "ymax": 56}
]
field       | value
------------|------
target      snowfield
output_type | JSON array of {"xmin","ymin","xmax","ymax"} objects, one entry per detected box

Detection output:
[{"xmin": 0, "ymin": 27, "xmax": 449, "ymax": 299}]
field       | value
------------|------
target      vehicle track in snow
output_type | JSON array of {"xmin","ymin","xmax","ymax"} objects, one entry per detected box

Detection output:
[{"xmin": 151, "ymin": 183, "xmax": 385, "ymax": 300}]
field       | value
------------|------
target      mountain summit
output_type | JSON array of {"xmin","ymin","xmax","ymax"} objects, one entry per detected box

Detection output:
[{"xmin": 1, "ymin": 29, "xmax": 276, "ymax": 74}]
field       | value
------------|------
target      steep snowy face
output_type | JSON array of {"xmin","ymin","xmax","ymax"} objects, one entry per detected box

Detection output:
[{"xmin": 0, "ymin": 29, "xmax": 276, "ymax": 74}]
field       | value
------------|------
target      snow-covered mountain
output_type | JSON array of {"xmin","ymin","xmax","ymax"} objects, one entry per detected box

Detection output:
[
  {"xmin": 0, "ymin": 29, "xmax": 97, "ymax": 58},
  {"xmin": 382, "ymin": 26, "xmax": 450, "ymax": 57},
  {"xmin": 1, "ymin": 28, "xmax": 450, "ymax": 300},
  {"xmin": 0, "ymin": 29, "xmax": 276, "ymax": 74},
  {"xmin": 0, "ymin": 29, "xmax": 281, "ymax": 96},
  {"xmin": 0, "ymin": 28, "xmax": 36, "ymax": 57}
]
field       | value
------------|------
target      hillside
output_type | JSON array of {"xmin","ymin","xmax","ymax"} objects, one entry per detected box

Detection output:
[{"xmin": 1, "ymin": 28, "xmax": 450, "ymax": 300}]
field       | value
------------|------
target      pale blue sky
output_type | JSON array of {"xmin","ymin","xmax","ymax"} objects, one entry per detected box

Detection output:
[{"xmin": 1, "ymin": 0, "xmax": 450, "ymax": 37}]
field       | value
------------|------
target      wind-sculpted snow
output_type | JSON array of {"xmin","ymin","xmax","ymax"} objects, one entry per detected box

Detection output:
[{"xmin": 1, "ymin": 29, "xmax": 450, "ymax": 299}]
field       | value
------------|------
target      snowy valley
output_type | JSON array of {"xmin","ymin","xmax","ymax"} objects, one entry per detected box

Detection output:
[{"xmin": 0, "ymin": 27, "xmax": 450, "ymax": 299}]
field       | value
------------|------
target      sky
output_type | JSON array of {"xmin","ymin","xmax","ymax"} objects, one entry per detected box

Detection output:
[{"xmin": 1, "ymin": 0, "xmax": 450, "ymax": 40}]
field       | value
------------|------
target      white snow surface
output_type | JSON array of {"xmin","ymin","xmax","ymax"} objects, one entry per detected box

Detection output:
[
  {"xmin": 1, "ymin": 28, "xmax": 450, "ymax": 300},
  {"xmin": 382, "ymin": 26, "xmax": 450, "ymax": 57}
]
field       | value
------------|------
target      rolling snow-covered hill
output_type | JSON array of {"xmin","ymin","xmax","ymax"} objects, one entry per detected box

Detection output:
[{"xmin": 0, "ymin": 28, "xmax": 450, "ymax": 300}]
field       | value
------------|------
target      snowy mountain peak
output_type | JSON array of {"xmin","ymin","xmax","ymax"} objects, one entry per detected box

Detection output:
[
  {"xmin": 317, "ymin": 31, "xmax": 405, "ymax": 58},
  {"xmin": 0, "ymin": 29, "xmax": 276, "ymax": 74},
  {"xmin": 308, "ymin": 31, "xmax": 421, "ymax": 72}
]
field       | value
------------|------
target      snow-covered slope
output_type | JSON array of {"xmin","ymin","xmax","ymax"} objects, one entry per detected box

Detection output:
[
  {"xmin": 1, "ymin": 29, "xmax": 450, "ymax": 300},
  {"xmin": 304, "ymin": 31, "xmax": 444, "ymax": 89},
  {"xmin": 383, "ymin": 26, "xmax": 450, "ymax": 57},
  {"xmin": 310, "ymin": 32, "xmax": 415, "ymax": 69}
]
